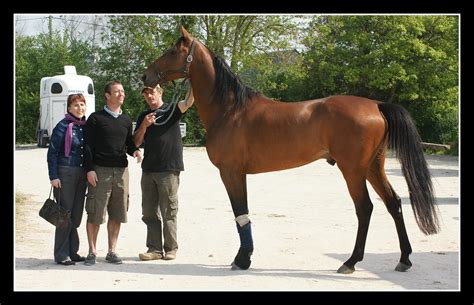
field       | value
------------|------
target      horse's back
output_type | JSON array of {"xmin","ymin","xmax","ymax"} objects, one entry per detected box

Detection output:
[
  {"xmin": 320, "ymin": 95, "xmax": 382, "ymax": 116},
  {"xmin": 260, "ymin": 95, "xmax": 383, "ymax": 122}
]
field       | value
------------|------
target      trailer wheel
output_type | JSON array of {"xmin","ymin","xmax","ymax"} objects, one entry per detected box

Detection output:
[{"xmin": 37, "ymin": 130, "xmax": 48, "ymax": 148}]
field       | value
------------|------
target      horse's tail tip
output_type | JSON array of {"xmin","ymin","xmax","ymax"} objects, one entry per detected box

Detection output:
[{"xmin": 420, "ymin": 224, "xmax": 441, "ymax": 235}]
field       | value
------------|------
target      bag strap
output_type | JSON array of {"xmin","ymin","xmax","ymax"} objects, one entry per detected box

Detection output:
[{"xmin": 50, "ymin": 185, "xmax": 60, "ymax": 203}]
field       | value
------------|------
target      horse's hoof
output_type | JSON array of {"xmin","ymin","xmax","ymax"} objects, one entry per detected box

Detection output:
[
  {"xmin": 230, "ymin": 261, "xmax": 241, "ymax": 270},
  {"xmin": 230, "ymin": 260, "xmax": 251, "ymax": 270},
  {"xmin": 337, "ymin": 264, "xmax": 355, "ymax": 274},
  {"xmin": 232, "ymin": 250, "xmax": 252, "ymax": 270},
  {"xmin": 230, "ymin": 258, "xmax": 252, "ymax": 270},
  {"xmin": 395, "ymin": 262, "xmax": 411, "ymax": 272}
]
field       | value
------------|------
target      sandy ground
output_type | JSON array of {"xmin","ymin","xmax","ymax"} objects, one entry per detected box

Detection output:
[{"xmin": 14, "ymin": 146, "xmax": 460, "ymax": 291}]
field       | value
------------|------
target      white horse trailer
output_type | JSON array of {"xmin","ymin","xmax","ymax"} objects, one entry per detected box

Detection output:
[{"xmin": 37, "ymin": 66, "xmax": 95, "ymax": 147}]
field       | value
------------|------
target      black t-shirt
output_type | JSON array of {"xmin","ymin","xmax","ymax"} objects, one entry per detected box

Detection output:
[{"xmin": 135, "ymin": 103, "xmax": 184, "ymax": 172}]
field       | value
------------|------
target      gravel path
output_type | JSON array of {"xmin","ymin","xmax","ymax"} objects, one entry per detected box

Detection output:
[{"xmin": 14, "ymin": 146, "xmax": 459, "ymax": 291}]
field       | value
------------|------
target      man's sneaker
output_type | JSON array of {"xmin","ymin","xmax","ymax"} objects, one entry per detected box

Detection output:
[
  {"xmin": 84, "ymin": 253, "xmax": 96, "ymax": 266},
  {"xmin": 163, "ymin": 252, "xmax": 176, "ymax": 260},
  {"xmin": 105, "ymin": 252, "xmax": 123, "ymax": 264},
  {"xmin": 139, "ymin": 251, "xmax": 162, "ymax": 261}
]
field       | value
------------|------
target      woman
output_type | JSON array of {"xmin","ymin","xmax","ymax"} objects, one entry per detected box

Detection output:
[{"xmin": 47, "ymin": 93, "xmax": 88, "ymax": 265}]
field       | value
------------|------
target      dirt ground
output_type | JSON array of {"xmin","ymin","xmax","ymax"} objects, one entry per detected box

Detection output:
[{"xmin": 14, "ymin": 146, "xmax": 460, "ymax": 291}]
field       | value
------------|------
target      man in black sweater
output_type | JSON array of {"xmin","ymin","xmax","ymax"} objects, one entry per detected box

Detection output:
[
  {"xmin": 134, "ymin": 83, "xmax": 194, "ymax": 261},
  {"xmin": 84, "ymin": 80, "xmax": 142, "ymax": 266}
]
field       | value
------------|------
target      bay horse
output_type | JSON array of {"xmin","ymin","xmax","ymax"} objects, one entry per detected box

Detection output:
[{"xmin": 142, "ymin": 26, "xmax": 439, "ymax": 274}]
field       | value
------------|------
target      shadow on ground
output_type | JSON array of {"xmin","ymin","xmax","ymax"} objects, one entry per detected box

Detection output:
[{"xmin": 16, "ymin": 250, "xmax": 458, "ymax": 290}]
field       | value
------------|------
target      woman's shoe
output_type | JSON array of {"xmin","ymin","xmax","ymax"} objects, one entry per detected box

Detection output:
[{"xmin": 57, "ymin": 260, "xmax": 75, "ymax": 266}]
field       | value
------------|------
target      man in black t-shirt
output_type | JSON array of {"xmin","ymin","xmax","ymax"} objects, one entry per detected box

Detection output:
[{"xmin": 134, "ymin": 83, "xmax": 194, "ymax": 261}]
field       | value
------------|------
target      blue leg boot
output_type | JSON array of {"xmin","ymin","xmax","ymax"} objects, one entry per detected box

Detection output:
[{"xmin": 231, "ymin": 222, "xmax": 254, "ymax": 270}]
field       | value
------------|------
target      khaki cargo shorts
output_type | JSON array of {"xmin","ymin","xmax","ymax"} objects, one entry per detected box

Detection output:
[{"xmin": 85, "ymin": 165, "xmax": 129, "ymax": 224}]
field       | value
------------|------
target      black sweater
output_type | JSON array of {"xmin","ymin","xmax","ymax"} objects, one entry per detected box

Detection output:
[{"xmin": 84, "ymin": 109, "xmax": 138, "ymax": 171}]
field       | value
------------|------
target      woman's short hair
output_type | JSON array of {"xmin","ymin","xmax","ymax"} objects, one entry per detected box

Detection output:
[{"xmin": 67, "ymin": 94, "xmax": 86, "ymax": 108}]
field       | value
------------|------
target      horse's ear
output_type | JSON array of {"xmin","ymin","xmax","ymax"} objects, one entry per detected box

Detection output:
[{"xmin": 181, "ymin": 26, "xmax": 191, "ymax": 39}]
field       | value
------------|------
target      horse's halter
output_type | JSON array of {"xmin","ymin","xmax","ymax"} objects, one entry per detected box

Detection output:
[{"xmin": 155, "ymin": 39, "xmax": 196, "ymax": 83}]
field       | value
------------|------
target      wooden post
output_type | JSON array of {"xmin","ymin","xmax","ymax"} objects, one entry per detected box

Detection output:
[{"xmin": 421, "ymin": 142, "xmax": 451, "ymax": 152}]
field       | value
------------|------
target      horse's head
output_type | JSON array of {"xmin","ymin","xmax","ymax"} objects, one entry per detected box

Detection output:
[{"xmin": 142, "ymin": 26, "xmax": 196, "ymax": 88}]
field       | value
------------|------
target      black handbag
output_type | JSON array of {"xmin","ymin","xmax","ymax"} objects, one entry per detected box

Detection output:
[{"xmin": 39, "ymin": 186, "xmax": 70, "ymax": 228}]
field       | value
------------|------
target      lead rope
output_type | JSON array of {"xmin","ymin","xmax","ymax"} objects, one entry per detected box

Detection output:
[{"xmin": 153, "ymin": 79, "xmax": 191, "ymax": 126}]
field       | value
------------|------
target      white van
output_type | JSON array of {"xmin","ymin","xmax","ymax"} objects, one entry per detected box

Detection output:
[{"xmin": 37, "ymin": 66, "xmax": 95, "ymax": 147}]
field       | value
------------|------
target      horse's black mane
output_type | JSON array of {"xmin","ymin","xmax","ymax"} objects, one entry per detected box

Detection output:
[{"xmin": 212, "ymin": 55, "xmax": 261, "ymax": 108}]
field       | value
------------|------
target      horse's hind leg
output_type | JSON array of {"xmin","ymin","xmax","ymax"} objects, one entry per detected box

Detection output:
[
  {"xmin": 367, "ymin": 153, "xmax": 413, "ymax": 271},
  {"xmin": 337, "ymin": 167, "xmax": 374, "ymax": 274},
  {"xmin": 219, "ymin": 169, "xmax": 254, "ymax": 270}
]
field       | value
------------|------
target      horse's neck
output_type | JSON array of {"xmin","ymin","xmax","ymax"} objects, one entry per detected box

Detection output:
[{"xmin": 190, "ymin": 48, "xmax": 230, "ymax": 131}]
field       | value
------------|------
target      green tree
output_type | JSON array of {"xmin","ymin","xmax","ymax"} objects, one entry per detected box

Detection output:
[
  {"xmin": 302, "ymin": 15, "xmax": 458, "ymax": 144},
  {"xmin": 195, "ymin": 15, "xmax": 304, "ymax": 140},
  {"xmin": 16, "ymin": 15, "xmax": 457, "ymax": 150},
  {"xmin": 96, "ymin": 15, "xmax": 301, "ymax": 144},
  {"xmin": 198, "ymin": 15, "xmax": 300, "ymax": 72},
  {"xmin": 94, "ymin": 16, "xmax": 195, "ymax": 120},
  {"xmin": 241, "ymin": 49, "xmax": 308, "ymax": 102},
  {"xmin": 15, "ymin": 30, "xmax": 95, "ymax": 143},
  {"xmin": 94, "ymin": 15, "xmax": 203, "ymax": 144},
  {"xmin": 197, "ymin": 16, "xmax": 308, "ymax": 102}
]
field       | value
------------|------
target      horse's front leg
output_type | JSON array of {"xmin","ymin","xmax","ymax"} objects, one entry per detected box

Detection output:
[{"xmin": 219, "ymin": 169, "xmax": 253, "ymax": 270}]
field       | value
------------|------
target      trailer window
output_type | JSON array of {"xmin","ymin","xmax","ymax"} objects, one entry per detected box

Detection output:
[
  {"xmin": 51, "ymin": 83, "xmax": 63, "ymax": 94},
  {"xmin": 88, "ymin": 83, "xmax": 94, "ymax": 95}
]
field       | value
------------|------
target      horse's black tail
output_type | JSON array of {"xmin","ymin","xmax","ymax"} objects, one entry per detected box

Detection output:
[{"xmin": 378, "ymin": 102, "xmax": 440, "ymax": 235}]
